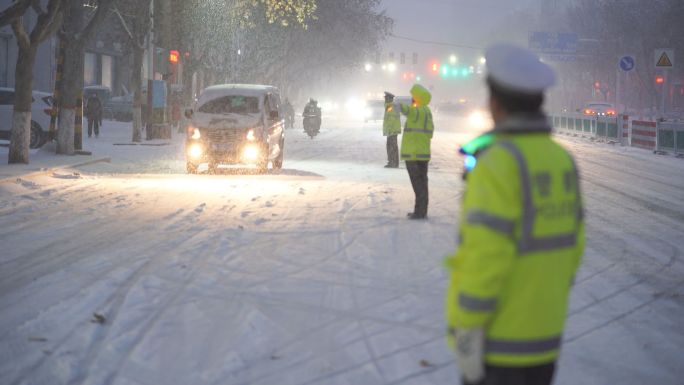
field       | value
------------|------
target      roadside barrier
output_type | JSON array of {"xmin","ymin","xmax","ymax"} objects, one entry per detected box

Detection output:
[
  {"xmin": 631, "ymin": 120, "xmax": 657, "ymax": 150},
  {"xmin": 620, "ymin": 115, "xmax": 630, "ymax": 145},
  {"xmin": 550, "ymin": 113, "xmax": 599, "ymax": 139},
  {"xmin": 655, "ymin": 121, "xmax": 684, "ymax": 156}
]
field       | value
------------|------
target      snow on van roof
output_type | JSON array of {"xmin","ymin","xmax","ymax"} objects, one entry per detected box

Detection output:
[
  {"xmin": 202, "ymin": 84, "xmax": 278, "ymax": 96},
  {"xmin": 198, "ymin": 84, "xmax": 279, "ymax": 106}
]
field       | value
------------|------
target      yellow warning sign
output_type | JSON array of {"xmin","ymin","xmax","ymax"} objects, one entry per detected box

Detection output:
[
  {"xmin": 657, "ymin": 52, "xmax": 673, "ymax": 67},
  {"xmin": 655, "ymin": 49, "xmax": 675, "ymax": 68}
]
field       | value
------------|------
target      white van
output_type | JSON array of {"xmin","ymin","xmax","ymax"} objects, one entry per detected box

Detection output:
[{"xmin": 184, "ymin": 84, "xmax": 285, "ymax": 173}]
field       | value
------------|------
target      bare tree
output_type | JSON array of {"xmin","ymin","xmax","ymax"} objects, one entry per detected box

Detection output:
[
  {"xmin": 7, "ymin": 0, "xmax": 65, "ymax": 164},
  {"xmin": 56, "ymin": 0, "xmax": 115, "ymax": 155},
  {"xmin": 114, "ymin": 0, "xmax": 151, "ymax": 142}
]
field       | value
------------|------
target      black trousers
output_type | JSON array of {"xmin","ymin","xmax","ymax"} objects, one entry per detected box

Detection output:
[
  {"xmin": 386, "ymin": 135, "xmax": 398, "ymax": 166},
  {"xmin": 464, "ymin": 362, "xmax": 556, "ymax": 385},
  {"xmin": 88, "ymin": 118, "xmax": 100, "ymax": 137},
  {"xmin": 405, "ymin": 160, "xmax": 429, "ymax": 217}
]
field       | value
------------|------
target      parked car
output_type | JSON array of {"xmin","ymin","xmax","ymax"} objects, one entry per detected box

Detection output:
[
  {"xmin": 0, "ymin": 87, "xmax": 54, "ymax": 148},
  {"xmin": 84, "ymin": 85, "xmax": 138, "ymax": 122},
  {"xmin": 579, "ymin": 102, "xmax": 617, "ymax": 117},
  {"xmin": 105, "ymin": 93, "xmax": 134, "ymax": 122},
  {"xmin": 184, "ymin": 84, "xmax": 285, "ymax": 174}
]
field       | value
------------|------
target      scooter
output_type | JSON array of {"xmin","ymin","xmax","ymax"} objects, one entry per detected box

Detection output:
[{"xmin": 302, "ymin": 113, "xmax": 321, "ymax": 139}]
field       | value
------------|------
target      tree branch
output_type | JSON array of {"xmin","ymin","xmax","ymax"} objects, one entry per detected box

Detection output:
[
  {"xmin": 80, "ymin": 0, "xmax": 117, "ymax": 45},
  {"xmin": 29, "ymin": 0, "xmax": 65, "ymax": 45},
  {"xmin": 10, "ymin": 17, "xmax": 30, "ymax": 51},
  {"xmin": 0, "ymin": 0, "xmax": 31, "ymax": 27}
]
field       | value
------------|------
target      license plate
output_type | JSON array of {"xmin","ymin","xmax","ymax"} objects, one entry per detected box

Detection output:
[{"xmin": 212, "ymin": 143, "xmax": 233, "ymax": 152}]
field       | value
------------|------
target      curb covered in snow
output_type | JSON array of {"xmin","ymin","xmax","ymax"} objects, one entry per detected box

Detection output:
[{"xmin": 0, "ymin": 157, "xmax": 111, "ymax": 185}]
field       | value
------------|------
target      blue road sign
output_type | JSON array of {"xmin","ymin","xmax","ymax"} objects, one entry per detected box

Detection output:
[
  {"xmin": 619, "ymin": 55, "xmax": 636, "ymax": 72},
  {"xmin": 529, "ymin": 32, "xmax": 579, "ymax": 54}
]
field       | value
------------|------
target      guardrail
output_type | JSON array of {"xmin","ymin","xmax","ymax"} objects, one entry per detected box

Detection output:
[
  {"xmin": 656, "ymin": 121, "xmax": 684, "ymax": 156},
  {"xmin": 550, "ymin": 113, "xmax": 623, "ymax": 142}
]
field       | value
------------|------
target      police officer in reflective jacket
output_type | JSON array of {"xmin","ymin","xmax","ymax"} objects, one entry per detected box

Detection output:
[
  {"xmin": 396, "ymin": 84, "xmax": 434, "ymax": 220},
  {"xmin": 383, "ymin": 92, "xmax": 401, "ymax": 168},
  {"xmin": 445, "ymin": 44, "xmax": 585, "ymax": 385}
]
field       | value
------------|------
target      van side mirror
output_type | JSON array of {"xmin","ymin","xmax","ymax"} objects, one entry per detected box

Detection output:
[
  {"xmin": 269, "ymin": 110, "xmax": 279, "ymax": 120},
  {"xmin": 185, "ymin": 108, "xmax": 193, "ymax": 119}
]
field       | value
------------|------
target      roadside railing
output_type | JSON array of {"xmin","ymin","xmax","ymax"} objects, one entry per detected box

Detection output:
[{"xmin": 656, "ymin": 121, "xmax": 684, "ymax": 156}]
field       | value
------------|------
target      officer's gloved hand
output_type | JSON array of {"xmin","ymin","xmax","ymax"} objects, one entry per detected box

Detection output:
[{"xmin": 454, "ymin": 327, "xmax": 485, "ymax": 384}]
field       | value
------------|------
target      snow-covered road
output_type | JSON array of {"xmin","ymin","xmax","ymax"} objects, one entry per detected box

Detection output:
[{"xmin": 1, "ymin": 116, "xmax": 683, "ymax": 385}]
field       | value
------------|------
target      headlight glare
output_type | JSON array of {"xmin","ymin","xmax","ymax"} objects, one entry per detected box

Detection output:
[
  {"xmin": 191, "ymin": 128, "xmax": 201, "ymax": 140},
  {"xmin": 246, "ymin": 129, "xmax": 256, "ymax": 141},
  {"xmin": 188, "ymin": 144, "xmax": 203, "ymax": 159},
  {"xmin": 243, "ymin": 145, "xmax": 259, "ymax": 161}
]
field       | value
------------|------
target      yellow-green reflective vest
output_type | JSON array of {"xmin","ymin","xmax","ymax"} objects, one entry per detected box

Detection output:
[
  {"xmin": 399, "ymin": 104, "xmax": 434, "ymax": 161},
  {"xmin": 445, "ymin": 127, "xmax": 585, "ymax": 367},
  {"xmin": 383, "ymin": 102, "xmax": 402, "ymax": 136}
]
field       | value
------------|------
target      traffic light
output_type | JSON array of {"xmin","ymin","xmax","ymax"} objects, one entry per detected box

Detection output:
[
  {"xmin": 655, "ymin": 75, "xmax": 665, "ymax": 85},
  {"xmin": 441, "ymin": 65, "xmax": 450, "ymax": 77},
  {"xmin": 169, "ymin": 50, "xmax": 180, "ymax": 64},
  {"xmin": 594, "ymin": 81, "xmax": 601, "ymax": 89},
  {"xmin": 431, "ymin": 62, "xmax": 439, "ymax": 74}
]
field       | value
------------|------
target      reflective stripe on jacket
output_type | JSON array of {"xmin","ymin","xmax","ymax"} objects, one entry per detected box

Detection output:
[
  {"xmin": 383, "ymin": 102, "xmax": 402, "ymax": 136},
  {"xmin": 445, "ymin": 115, "xmax": 585, "ymax": 367}
]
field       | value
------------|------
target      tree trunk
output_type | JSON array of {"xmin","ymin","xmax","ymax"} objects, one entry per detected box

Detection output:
[
  {"xmin": 57, "ymin": 2, "xmax": 85, "ymax": 155},
  {"xmin": 131, "ymin": 46, "xmax": 144, "ymax": 142},
  {"xmin": 8, "ymin": 46, "xmax": 37, "ymax": 164}
]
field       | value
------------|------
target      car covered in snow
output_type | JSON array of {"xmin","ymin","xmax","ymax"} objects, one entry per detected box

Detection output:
[
  {"xmin": 184, "ymin": 84, "xmax": 285, "ymax": 173},
  {"xmin": 0, "ymin": 87, "xmax": 54, "ymax": 148}
]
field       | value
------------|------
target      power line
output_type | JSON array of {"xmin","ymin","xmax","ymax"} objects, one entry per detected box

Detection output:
[{"xmin": 389, "ymin": 33, "xmax": 483, "ymax": 50}]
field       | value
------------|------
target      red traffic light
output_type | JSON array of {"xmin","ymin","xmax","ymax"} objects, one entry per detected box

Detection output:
[
  {"xmin": 169, "ymin": 50, "xmax": 180, "ymax": 64},
  {"xmin": 431, "ymin": 62, "xmax": 439, "ymax": 74},
  {"xmin": 594, "ymin": 81, "xmax": 601, "ymax": 89},
  {"xmin": 655, "ymin": 75, "xmax": 665, "ymax": 85}
]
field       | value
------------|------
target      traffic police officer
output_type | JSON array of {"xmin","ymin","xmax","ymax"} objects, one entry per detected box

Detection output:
[
  {"xmin": 445, "ymin": 43, "xmax": 585, "ymax": 385},
  {"xmin": 397, "ymin": 84, "xmax": 434, "ymax": 220},
  {"xmin": 383, "ymin": 92, "xmax": 401, "ymax": 168}
]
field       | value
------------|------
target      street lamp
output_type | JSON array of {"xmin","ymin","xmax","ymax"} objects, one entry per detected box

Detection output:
[
  {"xmin": 364, "ymin": 63, "xmax": 373, "ymax": 72},
  {"xmin": 387, "ymin": 62, "xmax": 397, "ymax": 73},
  {"xmin": 479, "ymin": 57, "xmax": 486, "ymax": 65},
  {"xmin": 449, "ymin": 54, "xmax": 458, "ymax": 64}
]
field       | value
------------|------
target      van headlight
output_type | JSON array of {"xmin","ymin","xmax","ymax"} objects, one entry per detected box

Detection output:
[
  {"xmin": 246, "ymin": 129, "xmax": 256, "ymax": 141},
  {"xmin": 188, "ymin": 143, "xmax": 203, "ymax": 159},
  {"xmin": 243, "ymin": 145, "xmax": 259, "ymax": 161},
  {"xmin": 191, "ymin": 127, "xmax": 201, "ymax": 140}
]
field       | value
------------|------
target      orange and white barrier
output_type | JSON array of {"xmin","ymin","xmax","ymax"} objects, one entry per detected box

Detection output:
[{"xmin": 631, "ymin": 120, "xmax": 656, "ymax": 150}]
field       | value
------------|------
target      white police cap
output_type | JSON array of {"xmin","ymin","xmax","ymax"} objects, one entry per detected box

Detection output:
[{"xmin": 485, "ymin": 43, "xmax": 556, "ymax": 94}]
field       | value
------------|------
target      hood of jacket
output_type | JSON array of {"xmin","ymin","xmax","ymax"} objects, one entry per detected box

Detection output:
[{"xmin": 410, "ymin": 84, "xmax": 432, "ymax": 107}]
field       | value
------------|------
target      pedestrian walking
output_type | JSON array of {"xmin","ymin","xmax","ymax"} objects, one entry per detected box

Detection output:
[
  {"xmin": 396, "ymin": 84, "xmax": 434, "ymax": 220},
  {"xmin": 86, "ymin": 93, "xmax": 103, "ymax": 138},
  {"xmin": 444, "ymin": 43, "xmax": 585, "ymax": 385},
  {"xmin": 383, "ymin": 92, "xmax": 401, "ymax": 168}
]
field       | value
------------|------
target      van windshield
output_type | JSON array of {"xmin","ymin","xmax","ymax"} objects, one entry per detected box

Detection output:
[{"xmin": 199, "ymin": 95, "xmax": 260, "ymax": 115}]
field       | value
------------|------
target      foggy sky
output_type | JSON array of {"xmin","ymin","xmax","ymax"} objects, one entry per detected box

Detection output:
[{"xmin": 381, "ymin": 0, "xmax": 540, "ymax": 56}]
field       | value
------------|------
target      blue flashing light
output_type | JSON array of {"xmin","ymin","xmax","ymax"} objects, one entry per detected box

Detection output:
[{"xmin": 464, "ymin": 155, "xmax": 477, "ymax": 171}]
